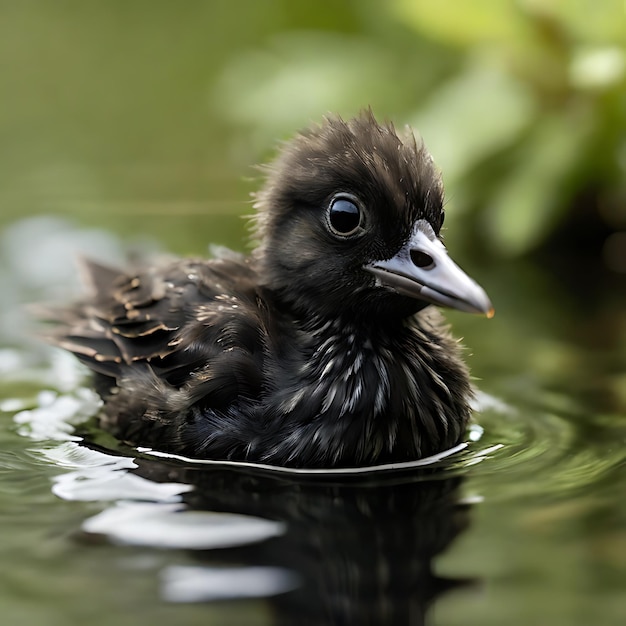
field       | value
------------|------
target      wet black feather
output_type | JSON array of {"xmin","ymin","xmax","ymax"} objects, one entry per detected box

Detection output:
[{"xmin": 46, "ymin": 112, "xmax": 473, "ymax": 468}]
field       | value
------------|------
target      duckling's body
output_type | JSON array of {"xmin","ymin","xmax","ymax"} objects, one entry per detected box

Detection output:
[{"xmin": 51, "ymin": 112, "xmax": 492, "ymax": 468}]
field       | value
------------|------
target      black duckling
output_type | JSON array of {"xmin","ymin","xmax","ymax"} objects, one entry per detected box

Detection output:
[{"xmin": 50, "ymin": 112, "xmax": 493, "ymax": 468}]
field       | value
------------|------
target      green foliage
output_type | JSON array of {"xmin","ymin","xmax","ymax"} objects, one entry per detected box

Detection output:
[
  {"xmin": 0, "ymin": 1, "xmax": 623, "ymax": 259},
  {"xmin": 215, "ymin": 0, "xmax": 626, "ymax": 257},
  {"xmin": 395, "ymin": 0, "xmax": 626, "ymax": 256}
]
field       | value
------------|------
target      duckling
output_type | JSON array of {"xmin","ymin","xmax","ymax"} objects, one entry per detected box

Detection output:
[{"xmin": 50, "ymin": 112, "xmax": 493, "ymax": 468}]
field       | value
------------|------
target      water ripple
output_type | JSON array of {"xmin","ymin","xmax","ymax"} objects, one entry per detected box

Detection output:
[{"xmin": 466, "ymin": 389, "xmax": 626, "ymax": 498}]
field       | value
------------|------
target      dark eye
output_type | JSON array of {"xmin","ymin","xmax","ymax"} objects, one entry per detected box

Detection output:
[{"xmin": 327, "ymin": 195, "xmax": 363, "ymax": 236}]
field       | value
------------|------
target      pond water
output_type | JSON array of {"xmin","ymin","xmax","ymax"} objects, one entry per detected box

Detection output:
[{"xmin": 0, "ymin": 217, "xmax": 624, "ymax": 626}]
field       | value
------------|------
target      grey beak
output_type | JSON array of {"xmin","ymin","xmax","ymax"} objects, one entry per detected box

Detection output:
[{"xmin": 365, "ymin": 221, "xmax": 494, "ymax": 316}]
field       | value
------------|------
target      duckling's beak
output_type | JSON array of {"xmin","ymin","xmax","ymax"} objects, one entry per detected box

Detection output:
[{"xmin": 366, "ymin": 220, "xmax": 494, "ymax": 317}]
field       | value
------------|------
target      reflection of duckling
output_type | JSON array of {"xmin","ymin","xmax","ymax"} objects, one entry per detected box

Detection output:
[
  {"xmin": 130, "ymin": 457, "xmax": 475, "ymax": 619},
  {"xmin": 49, "ymin": 112, "xmax": 492, "ymax": 468}
]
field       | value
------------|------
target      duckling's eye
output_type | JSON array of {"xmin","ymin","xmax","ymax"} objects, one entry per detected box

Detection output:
[{"xmin": 327, "ymin": 195, "xmax": 363, "ymax": 237}]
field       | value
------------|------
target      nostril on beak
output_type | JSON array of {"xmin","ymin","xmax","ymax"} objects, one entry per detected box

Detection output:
[{"xmin": 410, "ymin": 250, "xmax": 435, "ymax": 269}]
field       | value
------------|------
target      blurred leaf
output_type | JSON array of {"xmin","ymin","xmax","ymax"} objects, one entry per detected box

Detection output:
[
  {"xmin": 569, "ymin": 46, "xmax": 626, "ymax": 90},
  {"xmin": 393, "ymin": 0, "xmax": 626, "ymax": 48},
  {"xmin": 545, "ymin": 0, "xmax": 626, "ymax": 45},
  {"xmin": 409, "ymin": 59, "xmax": 535, "ymax": 184},
  {"xmin": 392, "ymin": 0, "xmax": 526, "ymax": 46},
  {"xmin": 483, "ymin": 113, "xmax": 593, "ymax": 255},
  {"xmin": 212, "ymin": 32, "xmax": 400, "ymax": 153}
]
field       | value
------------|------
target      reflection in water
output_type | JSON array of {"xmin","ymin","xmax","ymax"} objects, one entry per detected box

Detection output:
[
  {"xmin": 41, "ymin": 434, "xmax": 475, "ymax": 625},
  {"xmin": 138, "ymin": 459, "xmax": 474, "ymax": 625}
]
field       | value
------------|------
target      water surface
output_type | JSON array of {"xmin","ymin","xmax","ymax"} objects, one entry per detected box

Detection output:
[{"xmin": 1, "ymin": 217, "xmax": 625, "ymax": 626}]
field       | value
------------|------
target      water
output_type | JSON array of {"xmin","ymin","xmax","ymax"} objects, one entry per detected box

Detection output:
[{"xmin": 0, "ymin": 218, "xmax": 625, "ymax": 626}]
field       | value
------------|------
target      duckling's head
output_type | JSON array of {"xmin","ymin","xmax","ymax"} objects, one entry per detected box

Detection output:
[{"xmin": 253, "ymin": 111, "xmax": 492, "ymax": 321}]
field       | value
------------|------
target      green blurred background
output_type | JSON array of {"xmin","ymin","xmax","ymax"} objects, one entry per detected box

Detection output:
[{"xmin": 1, "ymin": 0, "xmax": 624, "ymax": 260}]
